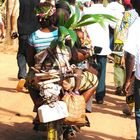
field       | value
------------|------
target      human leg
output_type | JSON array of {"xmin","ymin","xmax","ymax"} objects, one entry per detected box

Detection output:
[
  {"xmin": 134, "ymin": 78, "xmax": 140, "ymax": 140},
  {"xmin": 28, "ymin": 85, "xmax": 44, "ymax": 112},
  {"xmin": 86, "ymin": 96, "xmax": 93, "ymax": 112},
  {"xmin": 114, "ymin": 65, "xmax": 126, "ymax": 96},
  {"xmin": 95, "ymin": 55, "xmax": 107, "ymax": 103},
  {"xmin": 17, "ymin": 35, "xmax": 28, "ymax": 79},
  {"xmin": 123, "ymin": 73, "xmax": 135, "ymax": 116},
  {"xmin": 16, "ymin": 35, "xmax": 28, "ymax": 92},
  {"xmin": 0, "ymin": 22, "xmax": 4, "ymax": 36},
  {"xmin": 0, "ymin": 21, "xmax": 5, "ymax": 42},
  {"xmin": 73, "ymin": 68, "xmax": 82, "ymax": 94},
  {"xmin": 81, "ymin": 71, "xmax": 98, "ymax": 102}
]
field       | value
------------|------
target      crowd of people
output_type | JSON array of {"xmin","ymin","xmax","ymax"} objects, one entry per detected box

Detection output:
[{"xmin": 9, "ymin": 0, "xmax": 140, "ymax": 139}]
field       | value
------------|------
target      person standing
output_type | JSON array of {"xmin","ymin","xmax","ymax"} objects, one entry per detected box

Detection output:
[
  {"xmin": 83, "ymin": 0, "xmax": 114, "ymax": 104},
  {"xmin": 123, "ymin": 0, "xmax": 140, "ymax": 139},
  {"xmin": 113, "ymin": 0, "xmax": 138, "ymax": 96},
  {"xmin": 0, "ymin": 13, "xmax": 5, "ymax": 41},
  {"xmin": 11, "ymin": 0, "xmax": 40, "ymax": 92}
]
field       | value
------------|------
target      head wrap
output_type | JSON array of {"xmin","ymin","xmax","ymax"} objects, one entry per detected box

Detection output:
[
  {"xmin": 35, "ymin": 1, "xmax": 56, "ymax": 19},
  {"xmin": 123, "ymin": 0, "xmax": 132, "ymax": 7}
]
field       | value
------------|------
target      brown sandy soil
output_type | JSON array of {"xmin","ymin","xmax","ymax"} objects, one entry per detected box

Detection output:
[{"xmin": 0, "ymin": 47, "xmax": 136, "ymax": 140}]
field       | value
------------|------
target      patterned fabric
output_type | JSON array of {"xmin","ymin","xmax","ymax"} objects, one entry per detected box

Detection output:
[
  {"xmin": 28, "ymin": 29, "xmax": 58, "ymax": 53},
  {"xmin": 35, "ymin": 2, "xmax": 55, "ymax": 19},
  {"xmin": 67, "ymin": 71, "xmax": 98, "ymax": 91},
  {"xmin": 79, "ymin": 71, "xmax": 98, "ymax": 91},
  {"xmin": 81, "ymin": 27, "xmax": 91, "ymax": 47},
  {"xmin": 114, "ymin": 9, "xmax": 138, "ymax": 65}
]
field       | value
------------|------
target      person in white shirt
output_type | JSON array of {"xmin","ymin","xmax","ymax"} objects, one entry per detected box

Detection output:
[
  {"xmin": 106, "ymin": 0, "xmax": 124, "ymax": 52},
  {"xmin": 0, "ymin": 13, "xmax": 5, "ymax": 40},
  {"xmin": 83, "ymin": 0, "xmax": 114, "ymax": 104},
  {"xmin": 123, "ymin": 0, "xmax": 140, "ymax": 139},
  {"xmin": 107, "ymin": 0, "xmax": 124, "ymax": 19}
]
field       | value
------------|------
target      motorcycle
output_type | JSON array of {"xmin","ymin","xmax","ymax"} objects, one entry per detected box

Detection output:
[
  {"xmin": 28, "ymin": 45, "xmax": 102, "ymax": 140},
  {"xmin": 33, "ymin": 69, "xmax": 85, "ymax": 140}
]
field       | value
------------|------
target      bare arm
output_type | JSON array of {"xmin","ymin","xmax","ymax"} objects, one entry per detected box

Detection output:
[
  {"xmin": 26, "ymin": 44, "xmax": 36, "ymax": 67},
  {"xmin": 11, "ymin": 0, "xmax": 19, "ymax": 34},
  {"xmin": 124, "ymin": 52, "xmax": 135, "ymax": 94}
]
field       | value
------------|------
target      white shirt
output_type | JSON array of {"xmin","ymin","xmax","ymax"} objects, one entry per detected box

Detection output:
[
  {"xmin": 107, "ymin": 2, "xmax": 124, "ymax": 38},
  {"xmin": 123, "ymin": 17, "xmax": 140, "ymax": 80},
  {"xmin": 106, "ymin": 2, "xmax": 124, "ymax": 20},
  {"xmin": 83, "ymin": 4, "xmax": 112, "ymax": 55}
]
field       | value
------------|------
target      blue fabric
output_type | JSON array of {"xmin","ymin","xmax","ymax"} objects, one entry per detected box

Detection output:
[
  {"xmin": 95, "ymin": 55, "xmax": 107, "ymax": 101},
  {"xmin": 28, "ymin": 30, "xmax": 58, "ymax": 53},
  {"xmin": 17, "ymin": 35, "xmax": 28, "ymax": 79}
]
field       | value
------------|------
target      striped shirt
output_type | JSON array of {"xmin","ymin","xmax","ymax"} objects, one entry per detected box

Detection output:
[{"xmin": 28, "ymin": 29, "xmax": 58, "ymax": 53}]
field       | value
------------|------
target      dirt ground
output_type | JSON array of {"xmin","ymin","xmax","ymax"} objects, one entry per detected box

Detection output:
[{"xmin": 0, "ymin": 47, "xmax": 136, "ymax": 140}]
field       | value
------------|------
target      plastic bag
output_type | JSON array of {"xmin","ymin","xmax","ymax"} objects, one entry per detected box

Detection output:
[{"xmin": 62, "ymin": 93, "xmax": 86, "ymax": 125}]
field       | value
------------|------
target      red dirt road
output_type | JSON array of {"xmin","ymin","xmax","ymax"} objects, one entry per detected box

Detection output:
[{"xmin": 0, "ymin": 51, "xmax": 136, "ymax": 140}]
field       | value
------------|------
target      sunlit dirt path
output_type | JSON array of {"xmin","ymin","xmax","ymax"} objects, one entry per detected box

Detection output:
[{"xmin": 0, "ymin": 51, "xmax": 136, "ymax": 140}]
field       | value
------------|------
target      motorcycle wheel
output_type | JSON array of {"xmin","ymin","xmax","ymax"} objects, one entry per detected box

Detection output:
[{"xmin": 63, "ymin": 125, "xmax": 77, "ymax": 140}]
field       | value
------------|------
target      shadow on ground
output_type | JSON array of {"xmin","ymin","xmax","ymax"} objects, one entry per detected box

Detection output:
[
  {"xmin": 0, "ymin": 87, "xmax": 16, "ymax": 93},
  {"xmin": 92, "ymin": 84, "xmax": 135, "ymax": 119},
  {"xmin": 76, "ymin": 129, "xmax": 135, "ymax": 140},
  {"xmin": 0, "ymin": 122, "xmax": 46, "ymax": 140},
  {"xmin": 0, "ymin": 107, "xmax": 33, "ymax": 120},
  {"xmin": 0, "ymin": 122, "xmax": 135, "ymax": 140}
]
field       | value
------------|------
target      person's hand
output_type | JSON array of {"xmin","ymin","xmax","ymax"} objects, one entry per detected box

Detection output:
[
  {"xmin": 120, "ymin": 56, "xmax": 125, "ymax": 69},
  {"xmin": 123, "ymin": 80, "xmax": 131, "ymax": 95},
  {"xmin": 11, "ymin": 31, "xmax": 18, "ymax": 39}
]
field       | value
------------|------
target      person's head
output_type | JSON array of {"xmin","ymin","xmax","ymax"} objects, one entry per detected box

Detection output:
[
  {"xmin": 131, "ymin": 0, "xmax": 140, "ymax": 15},
  {"xmin": 35, "ymin": 2, "xmax": 56, "ymax": 28},
  {"xmin": 55, "ymin": 1, "xmax": 71, "ymax": 26},
  {"xmin": 123, "ymin": 0, "xmax": 132, "ymax": 10},
  {"xmin": 92, "ymin": 0, "xmax": 103, "ymax": 4},
  {"xmin": 84, "ymin": 0, "xmax": 94, "ymax": 7},
  {"xmin": 75, "ymin": 29, "xmax": 84, "ymax": 45},
  {"xmin": 108, "ymin": 0, "xmax": 120, "ymax": 3},
  {"xmin": 67, "ymin": 0, "xmax": 76, "ymax": 5}
]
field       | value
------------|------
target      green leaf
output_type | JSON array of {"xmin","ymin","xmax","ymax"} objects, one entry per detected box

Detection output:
[
  {"xmin": 57, "ymin": 39, "xmax": 65, "ymax": 49},
  {"xmin": 75, "ymin": 14, "xmax": 116, "ymax": 29},
  {"xmin": 79, "ymin": 14, "xmax": 116, "ymax": 24},
  {"xmin": 76, "ymin": 20, "xmax": 99, "ymax": 27},
  {"xmin": 64, "ymin": 6, "xmax": 80, "ymax": 29},
  {"xmin": 75, "ymin": 6, "xmax": 81, "ymax": 22},
  {"xmin": 64, "ymin": 14, "xmax": 76, "ymax": 28},
  {"xmin": 67, "ymin": 29, "xmax": 77, "ymax": 47},
  {"xmin": 79, "ymin": 14, "xmax": 95, "ymax": 23},
  {"xmin": 50, "ymin": 39, "xmax": 58, "ymax": 49},
  {"xmin": 57, "ymin": 11, "xmax": 65, "ymax": 26},
  {"xmin": 59, "ymin": 26, "xmax": 69, "ymax": 39},
  {"xmin": 97, "ymin": 14, "xmax": 116, "ymax": 22}
]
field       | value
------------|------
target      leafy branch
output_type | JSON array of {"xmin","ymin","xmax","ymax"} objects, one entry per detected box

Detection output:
[{"xmin": 51, "ymin": 3, "xmax": 116, "ymax": 49}]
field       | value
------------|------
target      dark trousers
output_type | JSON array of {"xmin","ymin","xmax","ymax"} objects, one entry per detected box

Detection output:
[
  {"xmin": 95, "ymin": 55, "xmax": 107, "ymax": 101},
  {"xmin": 134, "ymin": 78, "xmax": 140, "ymax": 140},
  {"xmin": 28, "ymin": 85, "xmax": 43, "ymax": 112},
  {"xmin": 17, "ymin": 35, "xmax": 28, "ymax": 79}
]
